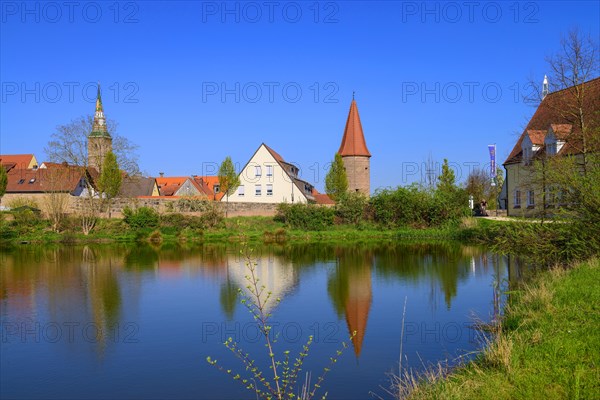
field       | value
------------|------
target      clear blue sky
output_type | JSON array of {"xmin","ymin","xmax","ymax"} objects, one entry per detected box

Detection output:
[{"xmin": 1, "ymin": 1, "xmax": 598, "ymax": 191}]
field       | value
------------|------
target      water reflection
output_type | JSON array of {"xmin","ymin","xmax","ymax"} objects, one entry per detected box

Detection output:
[{"xmin": 0, "ymin": 242, "xmax": 528, "ymax": 399}]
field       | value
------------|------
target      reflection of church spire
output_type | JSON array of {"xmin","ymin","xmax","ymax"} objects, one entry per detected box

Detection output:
[{"xmin": 344, "ymin": 265, "xmax": 372, "ymax": 358}]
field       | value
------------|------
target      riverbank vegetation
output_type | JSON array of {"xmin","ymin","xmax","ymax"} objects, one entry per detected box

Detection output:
[{"xmin": 393, "ymin": 257, "xmax": 600, "ymax": 400}]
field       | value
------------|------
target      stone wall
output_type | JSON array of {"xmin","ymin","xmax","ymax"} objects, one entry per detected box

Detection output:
[{"xmin": 70, "ymin": 197, "xmax": 280, "ymax": 218}]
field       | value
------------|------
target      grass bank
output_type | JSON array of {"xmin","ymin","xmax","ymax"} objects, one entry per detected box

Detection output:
[
  {"xmin": 2, "ymin": 215, "xmax": 496, "ymax": 245},
  {"xmin": 398, "ymin": 257, "xmax": 600, "ymax": 400}
]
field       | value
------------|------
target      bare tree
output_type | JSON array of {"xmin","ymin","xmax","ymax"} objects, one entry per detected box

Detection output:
[
  {"xmin": 527, "ymin": 29, "xmax": 600, "ymax": 174},
  {"xmin": 45, "ymin": 115, "xmax": 139, "ymax": 175},
  {"xmin": 45, "ymin": 116, "xmax": 139, "ymax": 234},
  {"xmin": 41, "ymin": 168, "xmax": 70, "ymax": 232}
]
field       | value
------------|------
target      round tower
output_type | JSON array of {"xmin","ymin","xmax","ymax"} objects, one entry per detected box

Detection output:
[{"xmin": 338, "ymin": 97, "xmax": 371, "ymax": 196}]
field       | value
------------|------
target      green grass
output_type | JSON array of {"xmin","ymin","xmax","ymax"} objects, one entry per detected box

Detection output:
[
  {"xmin": 2, "ymin": 215, "xmax": 479, "ymax": 245},
  {"xmin": 400, "ymin": 257, "xmax": 600, "ymax": 400}
]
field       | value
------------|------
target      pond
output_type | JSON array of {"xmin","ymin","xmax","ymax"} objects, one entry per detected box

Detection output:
[{"xmin": 0, "ymin": 242, "xmax": 522, "ymax": 399}]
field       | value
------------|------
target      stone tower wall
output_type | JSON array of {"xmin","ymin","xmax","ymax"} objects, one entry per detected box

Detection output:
[
  {"xmin": 342, "ymin": 156, "xmax": 370, "ymax": 196},
  {"xmin": 88, "ymin": 136, "xmax": 113, "ymax": 173}
]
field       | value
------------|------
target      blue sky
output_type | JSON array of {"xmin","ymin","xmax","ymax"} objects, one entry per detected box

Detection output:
[{"xmin": 1, "ymin": 1, "xmax": 598, "ymax": 191}]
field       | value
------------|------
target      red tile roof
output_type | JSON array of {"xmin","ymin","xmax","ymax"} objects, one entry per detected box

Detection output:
[
  {"xmin": 312, "ymin": 188, "xmax": 335, "ymax": 205},
  {"xmin": 526, "ymin": 129, "xmax": 546, "ymax": 145},
  {"xmin": 338, "ymin": 100, "xmax": 371, "ymax": 157},
  {"xmin": 6, "ymin": 164, "xmax": 89, "ymax": 193},
  {"xmin": 504, "ymin": 77, "xmax": 600, "ymax": 164},
  {"xmin": 0, "ymin": 154, "xmax": 37, "ymax": 169},
  {"xmin": 550, "ymin": 124, "xmax": 573, "ymax": 139},
  {"xmin": 197, "ymin": 176, "xmax": 225, "ymax": 200}
]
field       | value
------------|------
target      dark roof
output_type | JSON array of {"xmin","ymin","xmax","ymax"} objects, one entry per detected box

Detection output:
[
  {"xmin": 262, "ymin": 144, "xmax": 315, "ymax": 201},
  {"xmin": 119, "ymin": 176, "xmax": 157, "ymax": 197},
  {"xmin": 505, "ymin": 77, "xmax": 600, "ymax": 165}
]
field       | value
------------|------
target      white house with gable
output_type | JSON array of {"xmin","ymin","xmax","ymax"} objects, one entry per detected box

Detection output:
[{"xmin": 226, "ymin": 143, "xmax": 317, "ymax": 204}]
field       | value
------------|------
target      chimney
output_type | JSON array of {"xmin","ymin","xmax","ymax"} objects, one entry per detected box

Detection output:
[{"xmin": 159, "ymin": 172, "xmax": 164, "ymax": 177}]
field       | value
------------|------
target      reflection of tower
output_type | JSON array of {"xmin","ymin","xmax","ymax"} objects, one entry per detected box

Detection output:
[
  {"xmin": 338, "ymin": 97, "xmax": 371, "ymax": 196},
  {"xmin": 87, "ymin": 83, "xmax": 113, "ymax": 172},
  {"xmin": 344, "ymin": 265, "xmax": 372, "ymax": 358}
]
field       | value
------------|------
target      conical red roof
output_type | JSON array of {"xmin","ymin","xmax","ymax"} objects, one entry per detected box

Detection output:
[{"xmin": 338, "ymin": 99, "xmax": 371, "ymax": 157}]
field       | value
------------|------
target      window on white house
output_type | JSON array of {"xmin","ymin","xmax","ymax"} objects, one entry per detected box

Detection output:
[
  {"xmin": 255, "ymin": 184, "xmax": 262, "ymax": 196},
  {"xmin": 238, "ymin": 185, "xmax": 245, "ymax": 196},
  {"xmin": 527, "ymin": 190, "xmax": 535, "ymax": 207},
  {"xmin": 255, "ymin": 166, "xmax": 262, "ymax": 177},
  {"xmin": 514, "ymin": 190, "xmax": 521, "ymax": 207},
  {"xmin": 266, "ymin": 165, "xmax": 273, "ymax": 177},
  {"xmin": 266, "ymin": 184, "xmax": 273, "ymax": 196}
]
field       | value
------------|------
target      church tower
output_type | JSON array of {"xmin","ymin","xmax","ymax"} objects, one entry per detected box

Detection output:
[
  {"xmin": 338, "ymin": 97, "xmax": 371, "ymax": 195},
  {"xmin": 87, "ymin": 83, "xmax": 112, "ymax": 173}
]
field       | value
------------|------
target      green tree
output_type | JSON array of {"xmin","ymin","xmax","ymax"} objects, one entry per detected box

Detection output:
[
  {"xmin": 325, "ymin": 153, "xmax": 348, "ymax": 201},
  {"xmin": 218, "ymin": 156, "xmax": 240, "ymax": 217},
  {"xmin": 0, "ymin": 164, "xmax": 7, "ymax": 206},
  {"xmin": 97, "ymin": 151, "xmax": 122, "ymax": 218},
  {"xmin": 437, "ymin": 159, "xmax": 456, "ymax": 193}
]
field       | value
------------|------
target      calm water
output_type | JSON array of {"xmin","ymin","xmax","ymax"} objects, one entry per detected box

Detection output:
[{"xmin": 0, "ymin": 242, "xmax": 521, "ymax": 399}]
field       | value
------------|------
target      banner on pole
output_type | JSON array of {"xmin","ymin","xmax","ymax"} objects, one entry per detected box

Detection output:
[{"xmin": 488, "ymin": 144, "xmax": 496, "ymax": 178}]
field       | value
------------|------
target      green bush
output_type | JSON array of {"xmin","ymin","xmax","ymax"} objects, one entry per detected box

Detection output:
[
  {"xmin": 370, "ymin": 184, "xmax": 469, "ymax": 228},
  {"xmin": 200, "ymin": 202, "xmax": 224, "ymax": 228},
  {"xmin": 335, "ymin": 192, "xmax": 368, "ymax": 225},
  {"xmin": 161, "ymin": 213, "xmax": 205, "ymax": 229},
  {"xmin": 275, "ymin": 203, "xmax": 334, "ymax": 231},
  {"xmin": 123, "ymin": 206, "xmax": 159, "ymax": 229}
]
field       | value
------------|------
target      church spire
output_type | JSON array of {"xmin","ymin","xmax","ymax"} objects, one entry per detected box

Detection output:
[
  {"xmin": 542, "ymin": 75, "xmax": 549, "ymax": 100},
  {"xmin": 90, "ymin": 82, "xmax": 110, "ymax": 137},
  {"xmin": 338, "ymin": 98, "xmax": 371, "ymax": 157}
]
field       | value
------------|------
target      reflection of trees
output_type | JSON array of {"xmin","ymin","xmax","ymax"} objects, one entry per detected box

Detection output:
[
  {"xmin": 374, "ymin": 242, "xmax": 469, "ymax": 309},
  {"xmin": 219, "ymin": 276, "xmax": 238, "ymax": 320},
  {"xmin": 1, "ymin": 241, "xmax": 521, "ymax": 361},
  {"xmin": 124, "ymin": 244, "xmax": 159, "ymax": 270}
]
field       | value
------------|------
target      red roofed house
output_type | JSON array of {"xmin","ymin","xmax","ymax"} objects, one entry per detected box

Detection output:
[
  {"xmin": 3, "ymin": 162, "xmax": 97, "ymax": 208},
  {"xmin": 155, "ymin": 175, "xmax": 213, "ymax": 198},
  {"xmin": 503, "ymin": 77, "xmax": 600, "ymax": 216},
  {"xmin": 338, "ymin": 97, "xmax": 371, "ymax": 196},
  {"xmin": 197, "ymin": 176, "xmax": 225, "ymax": 201},
  {"xmin": 0, "ymin": 154, "xmax": 39, "ymax": 170}
]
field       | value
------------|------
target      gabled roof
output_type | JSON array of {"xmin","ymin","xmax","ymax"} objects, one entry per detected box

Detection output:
[
  {"xmin": 525, "ymin": 129, "xmax": 546, "ymax": 145},
  {"xmin": 505, "ymin": 77, "xmax": 600, "ymax": 165},
  {"xmin": 6, "ymin": 164, "xmax": 90, "ymax": 194},
  {"xmin": 155, "ymin": 176, "xmax": 191, "ymax": 196},
  {"xmin": 262, "ymin": 144, "xmax": 315, "ymax": 201},
  {"xmin": 312, "ymin": 189, "xmax": 335, "ymax": 205},
  {"xmin": 0, "ymin": 154, "xmax": 37, "ymax": 169},
  {"xmin": 338, "ymin": 99, "xmax": 371, "ymax": 157},
  {"xmin": 119, "ymin": 176, "xmax": 158, "ymax": 198},
  {"xmin": 197, "ymin": 176, "xmax": 225, "ymax": 200},
  {"xmin": 1, "ymin": 162, "xmax": 16, "ymax": 173},
  {"xmin": 549, "ymin": 124, "xmax": 572, "ymax": 139}
]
